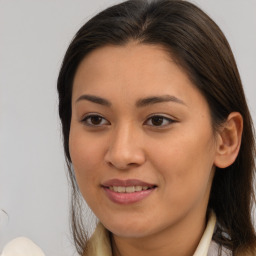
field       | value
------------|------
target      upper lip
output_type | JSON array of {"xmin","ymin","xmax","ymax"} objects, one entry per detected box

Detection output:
[{"xmin": 102, "ymin": 179, "xmax": 156, "ymax": 188}]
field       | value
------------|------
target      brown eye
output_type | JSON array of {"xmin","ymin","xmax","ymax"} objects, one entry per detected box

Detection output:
[
  {"xmin": 90, "ymin": 116, "xmax": 103, "ymax": 125},
  {"xmin": 82, "ymin": 114, "xmax": 110, "ymax": 126},
  {"xmin": 145, "ymin": 115, "xmax": 174, "ymax": 127},
  {"xmin": 151, "ymin": 116, "xmax": 164, "ymax": 126}
]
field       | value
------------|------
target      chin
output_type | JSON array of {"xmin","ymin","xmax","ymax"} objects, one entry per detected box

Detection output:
[{"xmin": 103, "ymin": 219, "xmax": 152, "ymax": 238}]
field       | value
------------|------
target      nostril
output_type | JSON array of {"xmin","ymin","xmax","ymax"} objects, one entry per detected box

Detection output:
[
  {"xmin": 104, "ymin": 136, "xmax": 146, "ymax": 169},
  {"xmin": 106, "ymin": 160, "xmax": 133, "ymax": 170}
]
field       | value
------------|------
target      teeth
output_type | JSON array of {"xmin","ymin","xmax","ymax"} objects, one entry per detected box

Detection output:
[
  {"xmin": 135, "ymin": 186, "xmax": 142, "ymax": 192},
  {"xmin": 118, "ymin": 186, "xmax": 125, "ymax": 193},
  {"xmin": 110, "ymin": 186, "xmax": 150, "ymax": 193},
  {"xmin": 126, "ymin": 186, "xmax": 135, "ymax": 193}
]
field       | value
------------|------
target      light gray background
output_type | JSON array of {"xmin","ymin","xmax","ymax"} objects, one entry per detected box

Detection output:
[{"xmin": 0, "ymin": 0, "xmax": 255, "ymax": 255}]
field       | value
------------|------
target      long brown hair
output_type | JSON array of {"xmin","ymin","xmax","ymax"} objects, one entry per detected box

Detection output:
[{"xmin": 57, "ymin": 0, "xmax": 256, "ymax": 255}]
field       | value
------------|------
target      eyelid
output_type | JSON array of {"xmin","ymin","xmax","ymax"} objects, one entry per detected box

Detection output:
[
  {"xmin": 81, "ymin": 113, "xmax": 110, "ymax": 126},
  {"xmin": 144, "ymin": 114, "xmax": 176, "ymax": 127}
]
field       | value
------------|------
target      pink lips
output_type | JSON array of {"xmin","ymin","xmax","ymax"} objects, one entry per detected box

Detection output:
[{"xmin": 102, "ymin": 179, "xmax": 156, "ymax": 205}]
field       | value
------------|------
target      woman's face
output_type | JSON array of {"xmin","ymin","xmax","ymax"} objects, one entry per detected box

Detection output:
[{"xmin": 69, "ymin": 43, "xmax": 218, "ymax": 238}]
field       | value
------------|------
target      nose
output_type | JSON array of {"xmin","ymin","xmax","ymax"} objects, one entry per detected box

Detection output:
[{"xmin": 104, "ymin": 124, "xmax": 146, "ymax": 170}]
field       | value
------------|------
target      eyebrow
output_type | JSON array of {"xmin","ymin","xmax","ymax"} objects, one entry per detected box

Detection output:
[
  {"xmin": 136, "ymin": 95, "xmax": 186, "ymax": 107},
  {"xmin": 76, "ymin": 94, "xmax": 111, "ymax": 106},
  {"xmin": 75, "ymin": 94, "xmax": 186, "ymax": 107}
]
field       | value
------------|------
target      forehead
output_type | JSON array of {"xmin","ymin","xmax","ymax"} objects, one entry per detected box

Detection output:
[
  {"xmin": 72, "ymin": 43, "xmax": 208, "ymax": 110},
  {"xmin": 74, "ymin": 42, "xmax": 174, "ymax": 84}
]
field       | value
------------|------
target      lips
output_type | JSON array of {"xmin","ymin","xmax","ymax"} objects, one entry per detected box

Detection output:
[{"xmin": 102, "ymin": 179, "xmax": 157, "ymax": 204}]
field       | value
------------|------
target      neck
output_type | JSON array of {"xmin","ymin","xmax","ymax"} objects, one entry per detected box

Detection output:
[{"xmin": 111, "ymin": 210, "xmax": 208, "ymax": 256}]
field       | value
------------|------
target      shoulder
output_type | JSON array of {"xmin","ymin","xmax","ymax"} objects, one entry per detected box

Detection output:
[{"xmin": 1, "ymin": 237, "xmax": 45, "ymax": 256}]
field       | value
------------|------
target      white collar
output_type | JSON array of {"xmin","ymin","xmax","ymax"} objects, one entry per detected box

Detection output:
[
  {"xmin": 87, "ymin": 211, "xmax": 217, "ymax": 256},
  {"xmin": 193, "ymin": 211, "xmax": 217, "ymax": 256}
]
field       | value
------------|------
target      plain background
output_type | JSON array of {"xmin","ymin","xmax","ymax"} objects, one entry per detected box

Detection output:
[{"xmin": 0, "ymin": 0, "xmax": 255, "ymax": 255}]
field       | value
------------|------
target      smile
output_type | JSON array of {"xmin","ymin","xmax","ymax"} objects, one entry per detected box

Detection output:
[
  {"xmin": 109, "ymin": 185, "xmax": 151, "ymax": 193},
  {"xmin": 102, "ymin": 179, "xmax": 157, "ymax": 204}
]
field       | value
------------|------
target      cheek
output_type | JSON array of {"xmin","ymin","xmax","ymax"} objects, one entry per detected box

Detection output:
[
  {"xmin": 69, "ymin": 128, "xmax": 103, "ymax": 190},
  {"xmin": 69, "ymin": 130, "xmax": 111, "ymax": 217},
  {"xmin": 149, "ymin": 128, "xmax": 215, "ymax": 202}
]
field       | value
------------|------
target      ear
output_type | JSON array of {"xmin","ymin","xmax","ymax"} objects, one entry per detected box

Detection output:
[{"xmin": 214, "ymin": 112, "xmax": 243, "ymax": 168}]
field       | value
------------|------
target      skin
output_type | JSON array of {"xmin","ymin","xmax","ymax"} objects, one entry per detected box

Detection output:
[{"xmin": 69, "ymin": 43, "xmax": 236, "ymax": 256}]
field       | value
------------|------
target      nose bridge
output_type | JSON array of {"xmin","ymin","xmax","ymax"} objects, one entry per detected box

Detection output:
[{"xmin": 104, "ymin": 121, "xmax": 145, "ymax": 169}]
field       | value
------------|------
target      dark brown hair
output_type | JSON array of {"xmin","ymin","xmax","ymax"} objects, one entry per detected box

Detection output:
[{"xmin": 57, "ymin": 0, "xmax": 256, "ymax": 255}]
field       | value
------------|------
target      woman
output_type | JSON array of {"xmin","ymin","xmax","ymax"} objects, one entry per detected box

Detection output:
[{"xmin": 57, "ymin": 0, "xmax": 256, "ymax": 255}]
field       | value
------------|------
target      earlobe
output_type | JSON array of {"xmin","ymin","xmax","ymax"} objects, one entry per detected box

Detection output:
[{"xmin": 214, "ymin": 112, "xmax": 243, "ymax": 168}]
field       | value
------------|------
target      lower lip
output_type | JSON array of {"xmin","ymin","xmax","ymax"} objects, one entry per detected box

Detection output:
[{"xmin": 103, "ymin": 187, "xmax": 155, "ymax": 205}]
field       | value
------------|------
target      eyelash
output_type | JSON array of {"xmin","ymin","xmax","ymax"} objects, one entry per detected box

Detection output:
[
  {"xmin": 144, "ymin": 115, "xmax": 175, "ymax": 127},
  {"xmin": 81, "ymin": 114, "xmax": 175, "ymax": 128},
  {"xmin": 81, "ymin": 114, "xmax": 110, "ymax": 126}
]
